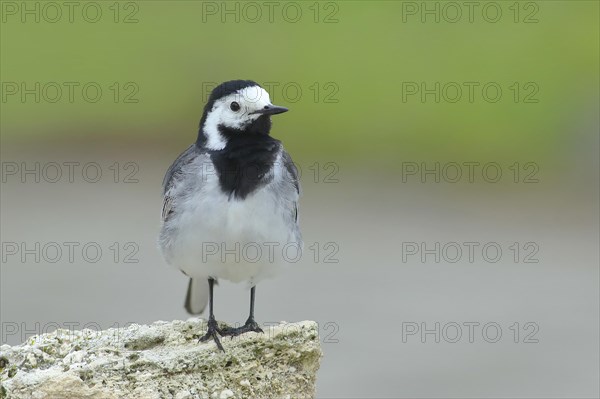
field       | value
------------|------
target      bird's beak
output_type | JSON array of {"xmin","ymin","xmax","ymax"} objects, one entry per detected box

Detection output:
[{"xmin": 251, "ymin": 104, "xmax": 289, "ymax": 116}]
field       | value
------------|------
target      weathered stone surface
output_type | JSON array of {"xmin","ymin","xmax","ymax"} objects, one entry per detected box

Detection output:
[{"xmin": 0, "ymin": 320, "xmax": 322, "ymax": 399}]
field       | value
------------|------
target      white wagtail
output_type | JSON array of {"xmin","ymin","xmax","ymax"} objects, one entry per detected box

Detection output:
[{"xmin": 159, "ymin": 80, "xmax": 302, "ymax": 351}]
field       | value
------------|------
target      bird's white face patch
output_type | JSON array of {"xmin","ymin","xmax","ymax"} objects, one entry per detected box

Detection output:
[{"xmin": 203, "ymin": 86, "xmax": 273, "ymax": 150}]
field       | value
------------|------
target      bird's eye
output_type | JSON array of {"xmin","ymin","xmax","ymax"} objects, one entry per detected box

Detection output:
[{"xmin": 230, "ymin": 102, "xmax": 240, "ymax": 112}]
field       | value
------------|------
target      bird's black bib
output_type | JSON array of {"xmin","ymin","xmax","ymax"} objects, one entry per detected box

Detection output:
[{"xmin": 209, "ymin": 130, "xmax": 280, "ymax": 200}]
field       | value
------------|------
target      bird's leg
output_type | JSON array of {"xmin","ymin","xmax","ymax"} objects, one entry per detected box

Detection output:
[
  {"xmin": 242, "ymin": 285, "xmax": 264, "ymax": 333},
  {"xmin": 198, "ymin": 278, "xmax": 225, "ymax": 351},
  {"xmin": 221, "ymin": 286, "xmax": 264, "ymax": 337}
]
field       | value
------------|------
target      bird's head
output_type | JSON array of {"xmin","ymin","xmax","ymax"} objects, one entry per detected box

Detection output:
[{"xmin": 197, "ymin": 80, "xmax": 288, "ymax": 150}]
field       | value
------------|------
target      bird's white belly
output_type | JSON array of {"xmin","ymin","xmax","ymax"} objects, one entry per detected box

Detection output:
[{"xmin": 169, "ymin": 178, "xmax": 297, "ymax": 284}]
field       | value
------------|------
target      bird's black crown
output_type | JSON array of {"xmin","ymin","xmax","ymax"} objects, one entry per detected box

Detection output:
[{"xmin": 207, "ymin": 80, "xmax": 259, "ymax": 104}]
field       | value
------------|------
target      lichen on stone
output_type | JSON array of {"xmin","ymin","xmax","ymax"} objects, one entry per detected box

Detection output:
[{"xmin": 0, "ymin": 320, "xmax": 322, "ymax": 399}]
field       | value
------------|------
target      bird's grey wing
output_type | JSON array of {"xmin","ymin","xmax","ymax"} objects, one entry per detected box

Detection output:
[
  {"xmin": 281, "ymin": 149, "xmax": 300, "ymax": 196},
  {"xmin": 280, "ymin": 148, "xmax": 301, "ymax": 229},
  {"xmin": 161, "ymin": 144, "xmax": 203, "ymax": 223},
  {"xmin": 160, "ymin": 145, "xmax": 211, "ymax": 315}
]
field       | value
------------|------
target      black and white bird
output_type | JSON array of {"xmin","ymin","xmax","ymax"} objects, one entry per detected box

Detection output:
[{"xmin": 159, "ymin": 80, "xmax": 302, "ymax": 351}]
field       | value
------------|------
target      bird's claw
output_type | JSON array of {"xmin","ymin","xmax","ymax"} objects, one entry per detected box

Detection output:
[
  {"xmin": 199, "ymin": 317, "xmax": 225, "ymax": 352},
  {"xmin": 221, "ymin": 318, "xmax": 264, "ymax": 338}
]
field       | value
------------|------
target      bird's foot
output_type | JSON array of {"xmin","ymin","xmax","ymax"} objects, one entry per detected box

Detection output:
[
  {"xmin": 221, "ymin": 317, "xmax": 264, "ymax": 338},
  {"xmin": 199, "ymin": 316, "xmax": 225, "ymax": 352}
]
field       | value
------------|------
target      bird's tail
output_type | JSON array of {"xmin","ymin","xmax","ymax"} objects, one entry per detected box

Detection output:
[{"xmin": 184, "ymin": 278, "xmax": 209, "ymax": 315}]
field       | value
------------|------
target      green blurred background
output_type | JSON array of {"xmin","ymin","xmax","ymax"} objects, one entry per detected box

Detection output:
[
  {"xmin": 1, "ymin": 1, "xmax": 599, "ymax": 398},
  {"xmin": 1, "ymin": 1, "xmax": 598, "ymax": 165}
]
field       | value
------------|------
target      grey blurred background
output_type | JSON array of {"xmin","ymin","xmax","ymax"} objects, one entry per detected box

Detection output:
[{"xmin": 1, "ymin": 1, "xmax": 599, "ymax": 398}]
